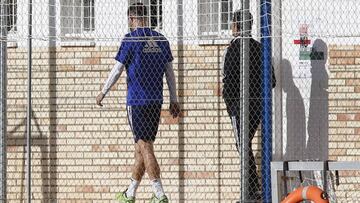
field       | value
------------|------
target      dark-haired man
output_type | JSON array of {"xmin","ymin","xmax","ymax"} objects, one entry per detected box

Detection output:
[
  {"xmin": 96, "ymin": 3, "xmax": 180, "ymax": 203},
  {"xmin": 222, "ymin": 10, "xmax": 276, "ymax": 201}
]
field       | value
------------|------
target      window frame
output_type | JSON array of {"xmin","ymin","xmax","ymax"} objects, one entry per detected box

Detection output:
[
  {"xmin": 6, "ymin": 0, "xmax": 18, "ymax": 48},
  {"xmin": 6, "ymin": 0, "xmax": 17, "ymax": 33},
  {"xmin": 198, "ymin": 0, "xmax": 233, "ymax": 40},
  {"xmin": 60, "ymin": 0, "xmax": 95, "ymax": 41}
]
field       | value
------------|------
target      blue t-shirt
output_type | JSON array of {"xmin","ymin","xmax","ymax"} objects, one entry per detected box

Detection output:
[{"xmin": 115, "ymin": 28, "xmax": 173, "ymax": 106}]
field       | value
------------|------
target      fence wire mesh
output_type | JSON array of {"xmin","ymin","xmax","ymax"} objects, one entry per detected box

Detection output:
[
  {"xmin": 272, "ymin": 0, "xmax": 360, "ymax": 202},
  {"xmin": 0, "ymin": 0, "xmax": 359, "ymax": 202}
]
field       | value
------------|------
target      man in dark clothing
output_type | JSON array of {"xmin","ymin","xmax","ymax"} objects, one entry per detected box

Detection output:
[{"xmin": 222, "ymin": 10, "xmax": 276, "ymax": 201}]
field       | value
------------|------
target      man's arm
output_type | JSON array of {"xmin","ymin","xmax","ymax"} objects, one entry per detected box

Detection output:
[
  {"xmin": 165, "ymin": 62, "xmax": 180, "ymax": 117},
  {"xmin": 96, "ymin": 61, "xmax": 125, "ymax": 106},
  {"xmin": 165, "ymin": 62, "xmax": 177, "ymax": 103}
]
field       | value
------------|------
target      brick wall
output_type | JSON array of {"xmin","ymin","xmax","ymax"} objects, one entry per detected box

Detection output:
[
  {"xmin": 328, "ymin": 45, "xmax": 360, "ymax": 201},
  {"xmin": 329, "ymin": 45, "xmax": 360, "ymax": 161},
  {"xmin": 6, "ymin": 43, "xmax": 360, "ymax": 202},
  {"xmin": 5, "ymin": 44, "xmax": 252, "ymax": 202}
]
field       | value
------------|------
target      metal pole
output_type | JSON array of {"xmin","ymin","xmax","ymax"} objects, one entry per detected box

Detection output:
[
  {"xmin": 261, "ymin": 0, "xmax": 272, "ymax": 201},
  {"xmin": 27, "ymin": 0, "xmax": 32, "ymax": 202},
  {"xmin": 0, "ymin": 0, "xmax": 8, "ymax": 201},
  {"xmin": 240, "ymin": 0, "xmax": 250, "ymax": 201},
  {"xmin": 176, "ymin": 0, "xmax": 187, "ymax": 202}
]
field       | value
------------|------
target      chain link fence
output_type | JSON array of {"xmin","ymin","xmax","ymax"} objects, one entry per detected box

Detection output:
[
  {"xmin": 0, "ymin": 0, "xmax": 359, "ymax": 202},
  {"xmin": 272, "ymin": 0, "xmax": 360, "ymax": 202}
]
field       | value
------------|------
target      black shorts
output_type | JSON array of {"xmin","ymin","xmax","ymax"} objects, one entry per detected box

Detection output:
[{"xmin": 126, "ymin": 104, "xmax": 162, "ymax": 143}]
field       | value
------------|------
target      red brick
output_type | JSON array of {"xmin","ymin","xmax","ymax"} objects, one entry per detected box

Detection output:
[
  {"xmin": 108, "ymin": 145, "xmax": 121, "ymax": 152},
  {"xmin": 92, "ymin": 144, "xmax": 101, "ymax": 152},
  {"xmin": 180, "ymin": 171, "xmax": 196, "ymax": 179},
  {"xmin": 180, "ymin": 171, "xmax": 216, "ymax": 179},
  {"xmin": 76, "ymin": 185, "xmax": 94, "ymax": 193},
  {"xmin": 355, "ymin": 87, "xmax": 360, "ymax": 93},
  {"xmin": 346, "ymin": 79, "xmax": 360, "ymax": 86},
  {"xmin": 356, "ymin": 128, "xmax": 360, "ymax": 134},
  {"xmin": 329, "ymin": 50, "xmax": 345, "ymax": 57},
  {"xmin": 83, "ymin": 57, "xmax": 100, "ymax": 65},
  {"xmin": 355, "ymin": 114, "xmax": 360, "ymax": 121},
  {"xmin": 337, "ymin": 114, "xmax": 353, "ymax": 121},
  {"xmin": 56, "ymin": 125, "xmax": 67, "ymax": 132}
]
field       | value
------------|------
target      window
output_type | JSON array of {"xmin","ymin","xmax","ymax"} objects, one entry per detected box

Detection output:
[
  {"xmin": 198, "ymin": 0, "xmax": 233, "ymax": 37},
  {"xmin": 83, "ymin": 0, "xmax": 95, "ymax": 31},
  {"xmin": 149, "ymin": 0, "xmax": 162, "ymax": 30},
  {"xmin": 128, "ymin": 0, "xmax": 163, "ymax": 30},
  {"xmin": 6, "ymin": 0, "xmax": 17, "ymax": 33},
  {"xmin": 61, "ymin": 0, "xmax": 95, "ymax": 38}
]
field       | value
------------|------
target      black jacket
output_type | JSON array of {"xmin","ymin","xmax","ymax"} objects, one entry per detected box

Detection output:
[{"xmin": 222, "ymin": 38, "xmax": 276, "ymax": 102}]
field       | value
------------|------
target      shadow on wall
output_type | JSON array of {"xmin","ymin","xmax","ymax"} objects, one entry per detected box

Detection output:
[
  {"xmin": 306, "ymin": 39, "xmax": 329, "ymax": 160},
  {"xmin": 282, "ymin": 59, "xmax": 306, "ymax": 161},
  {"xmin": 48, "ymin": 0, "xmax": 58, "ymax": 201},
  {"xmin": 7, "ymin": 111, "xmax": 55, "ymax": 201},
  {"xmin": 6, "ymin": 1, "xmax": 58, "ymax": 201}
]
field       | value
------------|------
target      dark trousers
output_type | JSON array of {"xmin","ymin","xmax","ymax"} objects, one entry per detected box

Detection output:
[{"xmin": 225, "ymin": 99, "xmax": 261, "ymax": 201}]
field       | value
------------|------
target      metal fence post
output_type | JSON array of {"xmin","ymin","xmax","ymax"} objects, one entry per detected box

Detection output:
[
  {"xmin": 0, "ymin": 0, "xmax": 8, "ymax": 200},
  {"xmin": 240, "ymin": 0, "xmax": 250, "ymax": 201},
  {"xmin": 26, "ymin": 0, "xmax": 33, "ymax": 202},
  {"xmin": 261, "ymin": 0, "xmax": 272, "ymax": 201}
]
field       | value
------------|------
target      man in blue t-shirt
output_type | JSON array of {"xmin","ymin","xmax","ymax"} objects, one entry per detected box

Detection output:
[{"xmin": 96, "ymin": 3, "xmax": 180, "ymax": 203}]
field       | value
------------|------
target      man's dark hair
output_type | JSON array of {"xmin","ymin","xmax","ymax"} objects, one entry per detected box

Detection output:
[
  {"xmin": 128, "ymin": 2, "xmax": 148, "ymax": 19},
  {"xmin": 233, "ymin": 10, "xmax": 253, "ymax": 31}
]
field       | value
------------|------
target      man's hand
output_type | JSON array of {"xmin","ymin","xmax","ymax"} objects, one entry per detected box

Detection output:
[
  {"xmin": 96, "ymin": 92, "xmax": 105, "ymax": 107},
  {"xmin": 169, "ymin": 102, "xmax": 181, "ymax": 118}
]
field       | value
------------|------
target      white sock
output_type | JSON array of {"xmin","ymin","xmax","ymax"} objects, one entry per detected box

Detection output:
[
  {"xmin": 126, "ymin": 178, "xmax": 140, "ymax": 198},
  {"xmin": 152, "ymin": 179, "xmax": 165, "ymax": 198}
]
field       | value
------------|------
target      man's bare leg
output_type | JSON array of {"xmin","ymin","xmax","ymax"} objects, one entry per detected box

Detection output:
[
  {"xmin": 137, "ymin": 140, "xmax": 165, "ymax": 199},
  {"xmin": 126, "ymin": 143, "xmax": 146, "ymax": 198},
  {"xmin": 132, "ymin": 143, "xmax": 146, "ymax": 180}
]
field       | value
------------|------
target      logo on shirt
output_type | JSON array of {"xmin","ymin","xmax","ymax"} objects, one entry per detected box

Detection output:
[{"xmin": 143, "ymin": 39, "xmax": 162, "ymax": 53}]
